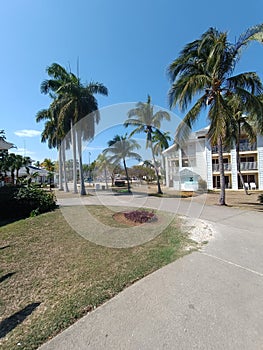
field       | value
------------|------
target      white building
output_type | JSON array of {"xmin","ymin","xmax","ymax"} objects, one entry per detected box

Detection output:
[{"xmin": 163, "ymin": 126, "xmax": 263, "ymax": 191}]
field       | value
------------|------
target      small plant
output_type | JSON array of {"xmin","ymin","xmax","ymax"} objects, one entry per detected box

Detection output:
[
  {"xmin": 124, "ymin": 210, "xmax": 156, "ymax": 223},
  {"xmin": 258, "ymin": 194, "xmax": 263, "ymax": 204}
]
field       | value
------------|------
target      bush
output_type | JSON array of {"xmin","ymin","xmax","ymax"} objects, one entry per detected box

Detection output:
[
  {"xmin": 0, "ymin": 186, "xmax": 57, "ymax": 220},
  {"xmin": 15, "ymin": 186, "xmax": 57, "ymax": 216},
  {"xmin": 258, "ymin": 194, "xmax": 263, "ymax": 204}
]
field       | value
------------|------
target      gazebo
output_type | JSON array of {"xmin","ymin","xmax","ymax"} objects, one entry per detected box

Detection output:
[{"xmin": 0, "ymin": 138, "xmax": 15, "ymax": 150}]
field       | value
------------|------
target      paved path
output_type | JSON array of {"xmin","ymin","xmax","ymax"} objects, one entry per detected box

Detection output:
[{"xmin": 39, "ymin": 192, "xmax": 263, "ymax": 349}]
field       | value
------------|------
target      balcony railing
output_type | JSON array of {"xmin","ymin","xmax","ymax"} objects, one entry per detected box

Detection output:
[
  {"xmin": 239, "ymin": 142, "xmax": 257, "ymax": 152},
  {"xmin": 212, "ymin": 142, "xmax": 257, "ymax": 153},
  {"xmin": 212, "ymin": 146, "xmax": 231, "ymax": 154},
  {"xmin": 212, "ymin": 162, "xmax": 257, "ymax": 172},
  {"xmin": 212, "ymin": 163, "xmax": 232, "ymax": 172},
  {"xmin": 240, "ymin": 161, "xmax": 258, "ymax": 170}
]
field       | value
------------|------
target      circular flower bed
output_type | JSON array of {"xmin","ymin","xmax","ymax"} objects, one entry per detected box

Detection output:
[{"xmin": 123, "ymin": 210, "xmax": 156, "ymax": 224}]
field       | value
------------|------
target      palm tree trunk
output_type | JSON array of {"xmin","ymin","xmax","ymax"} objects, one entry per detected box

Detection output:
[
  {"xmin": 58, "ymin": 145, "xmax": 64, "ymax": 191},
  {"xmin": 71, "ymin": 120, "xmax": 78, "ymax": 193},
  {"xmin": 150, "ymin": 141, "xmax": 163, "ymax": 194},
  {"xmin": 218, "ymin": 136, "xmax": 226, "ymax": 205},
  {"xmin": 123, "ymin": 158, "xmax": 131, "ymax": 192},
  {"xmin": 77, "ymin": 132, "xmax": 86, "ymax": 195},
  {"xmin": 62, "ymin": 142, "xmax": 69, "ymax": 192},
  {"xmin": 16, "ymin": 169, "xmax": 19, "ymax": 184},
  {"xmin": 104, "ymin": 167, "xmax": 109, "ymax": 189},
  {"xmin": 236, "ymin": 121, "xmax": 248, "ymax": 195}
]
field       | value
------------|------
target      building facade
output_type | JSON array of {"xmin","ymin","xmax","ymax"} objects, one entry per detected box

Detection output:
[{"xmin": 163, "ymin": 126, "xmax": 263, "ymax": 191}]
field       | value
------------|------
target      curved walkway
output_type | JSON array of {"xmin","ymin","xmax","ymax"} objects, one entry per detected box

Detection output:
[{"xmin": 39, "ymin": 192, "xmax": 263, "ymax": 349}]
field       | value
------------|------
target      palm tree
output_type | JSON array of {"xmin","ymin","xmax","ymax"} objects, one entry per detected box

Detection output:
[
  {"xmin": 41, "ymin": 158, "xmax": 55, "ymax": 189},
  {"xmin": 168, "ymin": 24, "xmax": 263, "ymax": 205},
  {"xmin": 36, "ymin": 106, "xmax": 67, "ymax": 192},
  {"xmin": 6, "ymin": 153, "xmax": 18, "ymax": 184},
  {"xmin": 104, "ymin": 134, "xmax": 141, "ymax": 192},
  {"xmin": 124, "ymin": 96, "xmax": 171, "ymax": 194},
  {"xmin": 40, "ymin": 63, "xmax": 108, "ymax": 195},
  {"xmin": 225, "ymin": 93, "xmax": 263, "ymax": 194},
  {"xmin": 152, "ymin": 130, "xmax": 171, "ymax": 156},
  {"xmin": 95, "ymin": 153, "xmax": 111, "ymax": 189}
]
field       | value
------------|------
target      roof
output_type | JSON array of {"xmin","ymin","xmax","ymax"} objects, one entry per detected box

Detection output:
[
  {"xmin": 0, "ymin": 138, "xmax": 15, "ymax": 150},
  {"xmin": 162, "ymin": 125, "xmax": 210, "ymax": 155},
  {"xmin": 178, "ymin": 168, "xmax": 201, "ymax": 177}
]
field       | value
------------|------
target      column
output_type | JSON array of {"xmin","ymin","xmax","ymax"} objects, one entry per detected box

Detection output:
[
  {"xmin": 205, "ymin": 140, "xmax": 213, "ymax": 190},
  {"xmin": 231, "ymin": 149, "xmax": 238, "ymax": 190}
]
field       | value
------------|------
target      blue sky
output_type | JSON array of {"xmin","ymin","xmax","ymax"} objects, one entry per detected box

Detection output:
[{"xmin": 1, "ymin": 0, "xmax": 263, "ymax": 163}]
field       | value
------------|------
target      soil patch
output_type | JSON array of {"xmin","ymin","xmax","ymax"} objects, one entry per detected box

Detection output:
[{"xmin": 113, "ymin": 211, "xmax": 158, "ymax": 226}]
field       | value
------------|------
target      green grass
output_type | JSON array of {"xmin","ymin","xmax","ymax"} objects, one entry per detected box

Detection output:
[{"xmin": 0, "ymin": 205, "xmax": 196, "ymax": 350}]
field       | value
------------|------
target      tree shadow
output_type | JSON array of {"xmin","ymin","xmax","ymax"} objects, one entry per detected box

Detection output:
[
  {"xmin": 0, "ymin": 245, "xmax": 10, "ymax": 250},
  {"xmin": 0, "ymin": 302, "xmax": 41, "ymax": 338},
  {"xmin": 0, "ymin": 272, "xmax": 16, "ymax": 284}
]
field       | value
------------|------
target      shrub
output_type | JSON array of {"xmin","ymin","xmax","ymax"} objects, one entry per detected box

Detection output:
[
  {"xmin": 15, "ymin": 186, "xmax": 57, "ymax": 216},
  {"xmin": 0, "ymin": 185, "xmax": 57, "ymax": 220},
  {"xmin": 124, "ymin": 210, "xmax": 156, "ymax": 223}
]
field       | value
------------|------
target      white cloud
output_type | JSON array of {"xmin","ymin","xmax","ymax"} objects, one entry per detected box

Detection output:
[
  {"xmin": 14, "ymin": 148, "xmax": 36, "ymax": 157},
  {"xmin": 14, "ymin": 129, "xmax": 41, "ymax": 138},
  {"xmin": 85, "ymin": 146, "xmax": 105, "ymax": 151}
]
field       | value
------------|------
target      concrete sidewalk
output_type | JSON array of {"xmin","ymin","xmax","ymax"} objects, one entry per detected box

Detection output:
[{"xmin": 39, "ymin": 195, "xmax": 263, "ymax": 349}]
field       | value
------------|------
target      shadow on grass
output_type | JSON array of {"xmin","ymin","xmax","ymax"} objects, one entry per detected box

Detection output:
[
  {"xmin": 0, "ymin": 218, "xmax": 23, "ymax": 228},
  {"xmin": 0, "ymin": 302, "xmax": 41, "ymax": 338},
  {"xmin": 0, "ymin": 272, "xmax": 16, "ymax": 284},
  {"xmin": 0, "ymin": 245, "xmax": 11, "ymax": 250},
  {"xmin": 238, "ymin": 202, "xmax": 263, "ymax": 211}
]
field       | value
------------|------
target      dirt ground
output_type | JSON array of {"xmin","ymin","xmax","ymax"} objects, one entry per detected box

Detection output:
[{"xmin": 174, "ymin": 189, "xmax": 263, "ymax": 211}]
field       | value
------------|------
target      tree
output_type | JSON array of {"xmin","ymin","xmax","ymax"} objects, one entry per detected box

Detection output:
[
  {"xmin": 124, "ymin": 96, "xmax": 171, "ymax": 194},
  {"xmin": 36, "ymin": 106, "xmax": 67, "ymax": 192},
  {"xmin": 168, "ymin": 24, "xmax": 263, "ymax": 205},
  {"xmin": 41, "ymin": 158, "xmax": 55, "ymax": 189},
  {"xmin": 225, "ymin": 93, "xmax": 263, "ymax": 194},
  {"xmin": 40, "ymin": 63, "xmax": 108, "ymax": 195},
  {"xmin": 104, "ymin": 134, "xmax": 141, "ymax": 192},
  {"xmin": 130, "ymin": 164, "xmax": 156, "ymax": 182},
  {"xmin": 95, "ymin": 153, "xmax": 111, "ymax": 189},
  {"xmin": 152, "ymin": 130, "xmax": 171, "ymax": 156}
]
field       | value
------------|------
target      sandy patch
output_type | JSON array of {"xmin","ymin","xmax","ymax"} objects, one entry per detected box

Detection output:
[{"xmin": 180, "ymin": 216, "xmax": 216, "ymax": 245}]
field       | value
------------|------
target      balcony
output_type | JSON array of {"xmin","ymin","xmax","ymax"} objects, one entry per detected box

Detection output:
[
  {"xmin": 212, "ymin": 161, "xmax": 257, "ymax": 172},
  {"xmin": 239, "ymin": 142, "xmax": 257, "ymax": 152},
  {"xmin": 240, "ymin": 161, "xmax": 258, "ymax": 171},
  {"xmin": 212, "ymin": 142, "xmax": 257, "ymax": 154},
  {"xmin": 212, "ymin": 146, "xmax": 231, "ymax": 154},
  {"xmin": 212, "ymin": 163, "xmax": 232, "ymax": 172}
]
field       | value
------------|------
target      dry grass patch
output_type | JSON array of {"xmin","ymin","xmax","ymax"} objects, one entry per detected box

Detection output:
[{"xmin": 0, "ymin": 206, "xmax": 195, "ymax": 350}]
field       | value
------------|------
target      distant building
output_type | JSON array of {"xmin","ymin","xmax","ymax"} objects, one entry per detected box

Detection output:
[{"xmin": 162, "ymin": 126, "xmax": 263, "ymax": 191}]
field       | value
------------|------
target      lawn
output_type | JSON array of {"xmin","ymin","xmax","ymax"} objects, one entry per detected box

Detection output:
[{"xmin": 0, "ymin": 205, "xmax": 196, "ymax": 350}]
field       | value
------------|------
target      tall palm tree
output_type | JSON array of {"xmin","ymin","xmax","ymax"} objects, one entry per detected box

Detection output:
[
  {"xmin": 40, "ymin": 63, "xmax": 108, "ymax": 195},
  {"xmin": 95, "ymin": 153, "xmax": 111, "ymax": 189},
  {"xmin": 124, "ymin": 96, "xmax": 171, "ymax": 194},
  {"xmin": 168, "ymin": 24, "xmax": 263, "ymax": 205},
  {"xmin": 36, "ymin": 106, "xmax": 67, "ymax": 191},
  {"xmin": 104, "ymin": 134, "xmax": 141, "ymax": 192}
]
